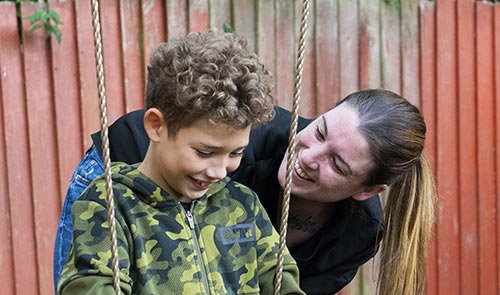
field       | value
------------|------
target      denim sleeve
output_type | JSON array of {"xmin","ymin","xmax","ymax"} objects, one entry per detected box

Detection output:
[{"xmin": 53, "ymin": 145, "xmax": 104, "ymax": 293}]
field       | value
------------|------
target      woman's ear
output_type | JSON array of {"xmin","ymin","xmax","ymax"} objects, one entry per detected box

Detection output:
[
  {"xmin": 351, "ymin": 184, "xmax": 388, "ymax": 201},
  {"xmin": 143, "ymin": 108, "xmax": 165, "ymax": 142}
]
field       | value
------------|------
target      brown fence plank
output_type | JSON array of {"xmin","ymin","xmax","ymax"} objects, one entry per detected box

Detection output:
[
  {"xmin": 189, "ymin": 0, "xmax": 209, "ymax": 32},
  {"xmin": 100, "ymin": 0, "xmax": 126, "ymax": 122},
  {"xmin": 495, "ymin": 5, "xmax": 500, "ymax": 291},
  {"xmin": 380, "ymin": 1, "xmax": 401, "ymax": 94},
  {"xmin": 359, "ymin": 0, "xmax": 380, "ymax": 90},
  {"xmin": 338, "ymin": 0, "xmax": 358, "ymax": 98},
  {"xmin": 457, "ymin": 1, "xmax": 479, "ymax": 294},
  {"xmin": 0, "ymin": 7, "xmax": 16, "ymax": 293},
  {"xmin": 475, "ymin": 3, "xmax": 498, "ymax": 294},
  {"xmin": 436, "ymin": 0, "xmax": 460, "ymax": 293},
  {"xmin": 419, "ymin": 3, "xmax": 438, "ymax": 294},
  {"xmin": 167, "ymin": 0, "xmax": 189, "ymax": 38},
  {"xmin": 275, "ymin": 0, "xmax": 295, "ymax": 110},
  {"xmin": 315, "ymin": 0, "xmax": 340, "ymax": 113},
  {"xmin": 21, "ymin": 3, "xmax": 61, "ymax": 293},
  {"xmin": 49, "ymin": 0, "xmax": 84, "ymax": 203},
  {"xmin": 120, "ymin": 0, "xmax": 145, "ymax": 111},
  {"xmin": 401, "ymin": 0, "xmax": 420, "ymax": 105},
  {"xmin": 75, "ymin": 0, "xmax": 100, "ymax": 149}
]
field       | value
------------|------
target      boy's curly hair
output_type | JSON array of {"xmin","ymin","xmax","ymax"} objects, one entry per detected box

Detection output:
[{"xmin": 145, "ymin": 30, "xmax": 274, "ymax": 137}]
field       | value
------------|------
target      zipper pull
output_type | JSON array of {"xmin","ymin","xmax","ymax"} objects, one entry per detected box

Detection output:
[{"xmin": 185, "ymin": 210, "xmax": 195, "ymax": 230}]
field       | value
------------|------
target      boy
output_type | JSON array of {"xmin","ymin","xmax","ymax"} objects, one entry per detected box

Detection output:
[{"xmin": 57, "ymin": 30, "xmax": 304, "ymax": 295}]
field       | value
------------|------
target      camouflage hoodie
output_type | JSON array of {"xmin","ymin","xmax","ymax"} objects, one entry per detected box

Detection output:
[{"xmin": 58, "ymin": 162, "xmax": 304, "ymax": 295}]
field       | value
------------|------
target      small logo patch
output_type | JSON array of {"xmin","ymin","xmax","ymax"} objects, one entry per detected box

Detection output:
[{"xmin": 219, "ymin": 223, "xmax": 255, "ymax": 245}]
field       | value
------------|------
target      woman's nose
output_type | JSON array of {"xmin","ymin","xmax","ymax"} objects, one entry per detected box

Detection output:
[{"xmin": 300, "ymin": 147, "xmax": 320, "ymax": 170}]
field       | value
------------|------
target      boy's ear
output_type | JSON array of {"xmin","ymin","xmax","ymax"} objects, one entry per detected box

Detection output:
[
  {"xmin": 143, "ymin": 108, "xmax": 165, "ymax": 142},
  {"xmin": 351, "ymin": 184, "xmax": 388, "ymax": 201}
]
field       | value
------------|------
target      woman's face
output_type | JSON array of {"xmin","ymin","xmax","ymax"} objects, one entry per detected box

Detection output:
[{"xmin": 278, "ymin": 104, "xmax": 376, "ymax": 203}]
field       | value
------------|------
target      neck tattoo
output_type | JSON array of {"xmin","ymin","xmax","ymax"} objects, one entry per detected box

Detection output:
[{"xmin": 288, "ymin": 214, "xmax": 317, "ymax": 234}]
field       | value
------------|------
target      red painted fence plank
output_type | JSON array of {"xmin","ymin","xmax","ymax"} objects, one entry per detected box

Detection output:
[
  {"xmin": 436, "ymin": 0, "xmax": 460, "ymax": 294},
  {"xmin": 275, "ymin": 0, "xmax": 295, "ymax": 111},
  {"xmin": 338, "ymin": 0, "xmax": 358, "ymax": 98},
  {"xmin": 0, "ymin": 8, "xmax": 16, "ymax": 293},
  {"xmin": 359, "ymin": 0, "xmax": 380, "ymax": 90},
  {"xmin": 142, "ymin": 0, "xmax": 166, "ymax": 74},
  {"xmin": 494, "ymin": 5, "xmax": 500, "ymax": 292},
  {"xmin": 75, "ymin": 0, "xmax": 100, "ymax": 149},
  {"xmin": 457, "ymin": 1, "xmax": 479, "ymax": 294},
  {"xmin": 255, "ymin": 0, "xmax": 276, "ymax": 100},
  {"xmin": 380, "ymin": 1, "xmax": 401, "ymax": 95},
  {"xmin": 315, "ymin": 0, "xmax": 340, "ymax": 113},
  {"xmin": 189, "ymin": 0, "xmax": 209, "ymax": 33},
  {"xmin": 99, "ymin": 0, "xmax": 126, "ymax": 123},
  {"xmin": 475, "ymin": 3, "xmax": 498, "ymax": 294},
  {"xmin": 49, "ymin": 0, "xmax": 84, "ymax": 204},
  {"xmin": 120, "ymin": 0, "xmax": 145, "ymax": 111},
  {"xmin": 166, "ymin": 0, "xmax": 189, "ymax": 39},
  {"xmin": 208, "ymin": 0, "xmax": 231, "ymax": 33},
  {"xmin": 401, "ymin": 0, "xmax": 420, "ymax": 105},
  {"xmin": 295, "ymin": 0, "xmax": 316, "ymax": 118},
  {"xmin": 21, "ymin": 3, "xmax": 61, "ymax": 293},
  {"xmin": 233, "ymin": 0, "xmax": 256, "ymax": 52},
  {"xmin": 0, "ymin": 2, "xmax": 39, "ymax": 294},
  {"xmin": 419, "ymin": 3, "xmax": 438, "ymax": 294}
]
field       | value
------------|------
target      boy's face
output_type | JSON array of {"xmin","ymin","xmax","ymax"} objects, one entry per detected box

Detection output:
[{"xmin": 146, "ymin": 117, "xmax": 251, "ymax": 202}]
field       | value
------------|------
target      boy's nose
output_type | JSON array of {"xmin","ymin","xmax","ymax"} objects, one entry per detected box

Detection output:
[{"xmin": 206, "ymin": 161, "xmax": 228, "ymax": 180}]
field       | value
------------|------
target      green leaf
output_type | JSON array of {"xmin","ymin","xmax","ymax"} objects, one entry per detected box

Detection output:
[
  {"xmin": 223, "ymin": 23, "xmax": 234, "ymax": 33},
  {"xmin": 48, "ymin": 9, "xmax": 62, "ymax": 25},
  {"xmin": 27, "ymin": 10, "xmax": 43, "ymax": 24},
  {"xmin": 41, "ymin": 11, "xmax": 49, "ymax": 24},
  {"xmin": 53, "ymin": 27, "xmax": 62, "ymax": 43},
  {"xmin": 29, "ymin": 23, "xmax": 42, "ymax": 33}
]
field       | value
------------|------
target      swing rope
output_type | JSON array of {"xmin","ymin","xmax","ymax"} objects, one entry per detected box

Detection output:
[
  {"xmin": 274, "ymin": 0, "xmax": 311, "ymax": 294},
  {"xmin": 89, "ymin": 0, "xmax": 309, "ymax": 294},
  {"xmin": 89, "ymin": 0, "xmax": 122, "ymax": 293}
]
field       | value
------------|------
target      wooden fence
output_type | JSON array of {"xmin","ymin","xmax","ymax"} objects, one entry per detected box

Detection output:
[{"xmin": 0, "ymin": 0, "xmax": 499, "ymax": 294}]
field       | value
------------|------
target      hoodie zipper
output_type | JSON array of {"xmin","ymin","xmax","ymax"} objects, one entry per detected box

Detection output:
[{"xmin": 182, "ymin": 201, "xmax": 211, "ymax": 294}]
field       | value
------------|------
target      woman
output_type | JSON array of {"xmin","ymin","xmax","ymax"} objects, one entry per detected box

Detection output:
[{"xmin": 54, "ymin": 89, "xmax": 435, "ymax": 295}]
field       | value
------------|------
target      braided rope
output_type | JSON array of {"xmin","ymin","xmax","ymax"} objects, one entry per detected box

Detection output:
[
  {"xmin": 89, "ymin": 0, "xmax": 121, "ymax": 293},
  {"xmin": 273, "ymin": 0, "xmax": 311, "ymax": 294}
]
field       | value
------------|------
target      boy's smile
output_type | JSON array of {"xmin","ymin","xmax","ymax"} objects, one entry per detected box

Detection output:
[{"xmin": 141, "ymin": 114, "xmax": 251, "ymax": 202}]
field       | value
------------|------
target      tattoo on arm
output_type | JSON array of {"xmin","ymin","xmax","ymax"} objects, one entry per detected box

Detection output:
[{"xmin": 288, "ymin": 214, "xmax": 317, "ymax": 233}]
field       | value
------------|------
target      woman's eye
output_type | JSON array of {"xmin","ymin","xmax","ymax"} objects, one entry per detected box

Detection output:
[
  {"xmin": 315, "ymin": 125, "xmax": 325, "ymax": 141},
  {"xmin": 332, "ymin": 158, "xmax": 345, "ymax": 176}
]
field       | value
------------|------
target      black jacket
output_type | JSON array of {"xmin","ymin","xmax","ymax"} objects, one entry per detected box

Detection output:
[{"xmin": 91, "ymin": 106, "xmax": 383, "ymax": 295}]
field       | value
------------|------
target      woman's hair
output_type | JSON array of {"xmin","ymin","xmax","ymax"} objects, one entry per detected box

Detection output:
[
  {"xmin": 338, "ymin": 89, "xmax": 436, "ymax": 295},
  {"xmin": 145, "ymin": 30, "xmax": 274, "ymax": 137}
]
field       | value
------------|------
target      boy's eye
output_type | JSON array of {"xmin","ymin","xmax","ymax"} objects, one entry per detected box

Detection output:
[
  {"xmin": 196, "ymin": 150, "xmax": 213, "ymax": 158},
  {"xmin": 230, "ymin": 151, "xmax": 244, "ymax": 157}
]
